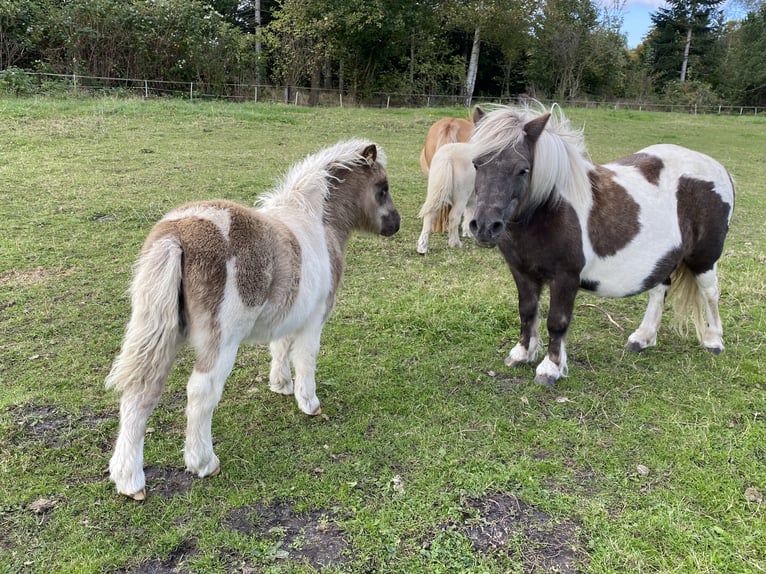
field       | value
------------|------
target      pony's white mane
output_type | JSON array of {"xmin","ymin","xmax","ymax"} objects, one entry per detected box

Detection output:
[
  {"xmin": 471, "ymin": 103, "xmax": 592, "ymax": 210},
  {"xmin": 256, "ymin": 138, "xmax": 387, "ymax": 216}
]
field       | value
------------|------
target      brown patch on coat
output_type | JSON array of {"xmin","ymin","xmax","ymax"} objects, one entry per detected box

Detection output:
[
  {"xmin": 587, "ymin": 165, "xmax": 641, "ymax": 257},
  {"xmin": 675, "ymin": 176, "xmax": 732, "ymax": 275},
  {"xmin": 614, "ymin": 153, "xmax": 664, "ymax": 185},
  {"xmin": 145, "ymin": 201, "xmax": 302, "ymax": 373}
]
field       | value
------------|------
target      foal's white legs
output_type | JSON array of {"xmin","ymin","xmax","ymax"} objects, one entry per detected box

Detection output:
[
  {"xmin": 461, "ymin": 194, "xmax": 476, "ymax": 238},
  {"xmin": 184, "ymin": 340, "xmax": 239, "ymax": 479},
  {"xmin": 109, "ymin": 382, "xmax": 166, "ymax": 499},
  {"xmin": 627, "ymin": 283, "xmax": 669, "ymax": 352},
  {"xmin": 269, "ymin": 327, "xmax": 323, "ymax": 415}
]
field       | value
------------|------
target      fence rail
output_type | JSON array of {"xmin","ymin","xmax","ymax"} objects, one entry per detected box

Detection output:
[{"xmin": 0, "ymin": 69, "xmax": 762, "ymax": 116}]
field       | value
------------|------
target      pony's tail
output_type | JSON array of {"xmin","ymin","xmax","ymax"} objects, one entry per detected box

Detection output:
[
  {"xmin": 105, "ymin": 236, "xmax": 185, "ymax": 397},
  {"xmin": 668, "ymin": 263, "xmax": 706, "ymax": 342},
  {"xmin": 419, "ymin": 152, "xmax": 455, "ymax": 233}
]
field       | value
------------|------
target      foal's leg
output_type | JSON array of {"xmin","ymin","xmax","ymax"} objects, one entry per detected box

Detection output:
[
  {"xmin": 627, "ymin": 282, "xmax": 669, "ymax": 352},
  {"xmin": 184, "ymin": 338, "xmax": 239, "ymax": 478},
  {"xmin": 505, "ymin": 271, "xmax": 542, "ymax": 367},
  {"xmin": 269, "ymin": 337, "xmax": 294, "ymax": 394},
  {"xmin": 535, "ymin": 275, "xmax": 579, "ymax": 386},
  {"xmin": 417, "ymin": 211, "xmax": 435, "ymax": 254},
  {"xmin": 695, "ymin": 268, "xmax": 724, "ymax": 354},
  {"xmin": 289, "ymin": 320, "xmax": 324, "ymax": 415}
]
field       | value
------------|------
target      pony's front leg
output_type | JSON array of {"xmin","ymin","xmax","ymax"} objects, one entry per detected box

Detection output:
[
  {"xmin": 417, "ymin": 212, "xmax": 435, "ymax": 254},
  {"xmin": 535, "ymin": 276, "xmax": 579, "ymax": 386},
  {"xmin": 505, "ymin": 271, "xmax": 542, "ymax": 367},
  {"xmin": 269, "ymin": 337, "xmax": 293, "ymax": 394},
  {"xmin": 627, "ymin": 282, "xmax": 669, "ymax": 352},
  {"xmin": 289, "ymin": 323, "xmax": 323, "ymax": 416},
  {"xmin": 184, "ymin": 341, "xmax": 239, "ymax": 479}
]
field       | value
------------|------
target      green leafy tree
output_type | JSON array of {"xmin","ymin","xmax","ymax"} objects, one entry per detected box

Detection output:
[
  {"xmin": 647, "ymin": 0, "xmax": 725, "ymax": 89},
  {"xmin": 721, "ymin": 6, "xmax": 766, "ymax": 105}
]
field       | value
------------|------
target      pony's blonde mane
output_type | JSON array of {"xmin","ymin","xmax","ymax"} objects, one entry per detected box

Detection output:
[
  {"xmin": 257, "ymin": 138, "xmax": 387, "ymax": 216},
  {"xmin": 471, "ymin": 103, "xmax": 592, "ymax": 210}
]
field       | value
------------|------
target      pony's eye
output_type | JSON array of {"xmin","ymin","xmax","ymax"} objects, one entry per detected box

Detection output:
[{"xmin": 518, "ymin": 168, "xmax": 530, "ymax": 176}]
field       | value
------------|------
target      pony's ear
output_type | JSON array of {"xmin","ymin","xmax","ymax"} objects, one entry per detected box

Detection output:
[
  {"xmin": 361, "ymin": 144, "xmax": 377, "ymax": 165},
  {"xmin": 523, "ymin": 113, "xmax": 550, "ymax": 145},
  {"xmin": 472, "ymin": 106, "xmax": 486, "ymax": 125}
]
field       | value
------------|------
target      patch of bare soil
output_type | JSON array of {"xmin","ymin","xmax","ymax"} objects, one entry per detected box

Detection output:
[
  {"xmin": 9, "ymin": 403, "xmax": 111, "ymax": 449},
  {"xmin": 141, "ymin": 466, "xmax": 197, "ymax": 498},
  {"xmin": 119, "ymin": 538, "xmax": 198, "ymax": 574},
  {"xmin": 224, "ymin": 501, "xmax": 350, "ymax": 568},
  {"xmin": 460, "ymin": 492, "xmax": 585, "ymax": 573}
]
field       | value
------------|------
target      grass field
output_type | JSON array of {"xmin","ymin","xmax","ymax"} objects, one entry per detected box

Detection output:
[{"xmin": 0, "ymin": 98, "xmax": 764, "ymax": 573}]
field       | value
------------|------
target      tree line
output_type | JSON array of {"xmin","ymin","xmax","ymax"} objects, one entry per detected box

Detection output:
[{"xmin": 1, "ymin": 0, "xmax": 765, "ymax": 107}]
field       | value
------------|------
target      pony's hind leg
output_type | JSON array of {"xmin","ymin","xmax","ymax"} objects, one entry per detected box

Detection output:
[
  {"xmin": 269, "ymin": 337, "xmax": 294, "ymax": 394},
  {"xmin": 627, "ymin": 282, "xmax": 669, "ymax": 352},
  {"xmin": 447, "ymin": 205, "xmax": 464, "ymax": 248},
  {"xmin": 461, "ymin": 194, "xmax": 476, "ymax": 238},
  {"xmin": 417, "ymin": 211, "xmax": 435, "ymax": 254},
  {"xmin": 696, "ymin": 268, "xmax": 724, "ymax": 354},
  {"xmin": 184, "ymin": 338, "xmax": 239, "ymax": 479}
]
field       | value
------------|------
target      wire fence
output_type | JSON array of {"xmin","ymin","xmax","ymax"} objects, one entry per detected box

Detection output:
[{"xmin": 1, "ymin": 69, "xmax": 763, "ymax": 116}]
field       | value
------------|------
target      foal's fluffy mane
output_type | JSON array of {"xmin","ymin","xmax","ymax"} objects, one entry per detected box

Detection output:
[
  {"xmin": 256, "ymin": 138, "xmax": 387, "ymax": 217},
  {"xmin": 471, "ymin": 103, "xmax": 592, "ymax": 210}
]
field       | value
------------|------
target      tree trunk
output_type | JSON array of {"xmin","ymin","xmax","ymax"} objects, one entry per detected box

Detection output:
[
  {"xmin": 254, "ymin": 0, "xmax": 262, "ymax": 85},
  {"xmin": 464, "ymin": 26, "xmax": 481, "ymax": 107},
  {"xmin": 680, "ymin": 26, "xmax": 692, "ymax": 82}
]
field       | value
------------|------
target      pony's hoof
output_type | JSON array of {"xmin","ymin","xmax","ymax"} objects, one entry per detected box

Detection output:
[
  {"xmin": 311, "ymin": 407, "xmax": 322, "ymax": 416},
  {"xmin": 126, "ymin": 489, "xmax": 146, "ymax": 501},
  {"xmin": 504, "ymin": 356, "xmax": 526, "ymax": 368},
  {"xmin": 534, "ymin": 374, "xmax": 557, "ymax": 386},
  {"xmin": 208, "ymin": 465, "xmax": 221, "ymax": 477},
  {"xmin": 626, "ymin": 341, "xmax": 646, "ymax": 353},
  {"xmin": 705, "ymin": 345, "xmax": 723, "ymax": 355}
]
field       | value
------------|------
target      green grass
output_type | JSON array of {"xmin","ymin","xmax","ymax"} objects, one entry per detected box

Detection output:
[{"xmin": 1, "ymin": 98, "xmax": 764, "ymax": 573}]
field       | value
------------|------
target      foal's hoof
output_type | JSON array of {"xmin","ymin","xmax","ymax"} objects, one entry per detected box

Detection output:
[
  {"xmin": 126, "ymin": 489, "xmax": 146, "ymax": 501},
  {"xmin": 504, "ymin": 357, "xmax": 525, "ymax": 368},
  {"xmin": 311, "ymin": 407, "xmax": 322, "ymax": 416},
  {"xmin": 534, "ymin": 374, "xmax": 557, "ymax": 387},
  {"xmin": 705, "ymin": 345, "xmax": 723, "ymax": 355}
]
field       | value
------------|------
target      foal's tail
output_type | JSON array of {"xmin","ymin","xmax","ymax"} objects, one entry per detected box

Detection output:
[
  {"xmin": 668, "ymin": 263, "xmax": 706, "ymax": 342},
  {"xmin": 419, "ymin": 152, "xmax": 455, "ymax": 233},
  {"xmin": 105, "ymin": 236, "xmax": 184, "ymax": 397}
]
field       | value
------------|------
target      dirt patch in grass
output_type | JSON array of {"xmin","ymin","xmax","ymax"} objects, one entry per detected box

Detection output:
[
  {"xmin": 0, "ymin": 266, "xmax": 72, "ymax": 288},
  {"xmin": 119, "ymin": 538, "xmax": 199, "ymax": 574},
  {"xmin": 142, "ymin": 466, "xmax": 197, "ymax": 499},
  {"xmin": 224, "ymin": 500, "xmax": 350, "ymax": 568},
  {"xmin": 460, "ymin": 492, "xmax": 585, "ymax": 573},
  {"xmin": 8, "ymin": 403, "xmax": 112, "ymax": 449}
]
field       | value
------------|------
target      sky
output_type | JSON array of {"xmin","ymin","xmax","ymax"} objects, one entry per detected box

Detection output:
[
  {"xmin": 621, "ymin": 0, "xmax": 659, "ymax": 48},
  {"xmin": 618, "ymin": 0, "xmax": 743, "ymax": 49}
]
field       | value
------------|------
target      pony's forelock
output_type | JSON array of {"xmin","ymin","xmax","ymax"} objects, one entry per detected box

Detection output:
[{"xmin": 471, "ymin": 103, "xmax": 591, "ymax": 210}]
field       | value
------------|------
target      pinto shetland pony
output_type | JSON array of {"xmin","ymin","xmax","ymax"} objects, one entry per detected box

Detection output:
[
  {"xmin": 416, "ymin": 142, "xmax": 477, "ymax": 254},
  {"xmin": 469, "ymin": 104, "xmax": 734, "ymax": 385},
  {"xmin": 106, "ymin": 140, "xmax": 400, "ymax": 499}
]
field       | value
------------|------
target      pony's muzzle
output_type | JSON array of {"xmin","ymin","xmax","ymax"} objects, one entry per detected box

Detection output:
[
  {"xmin": 469, "ymin": 218, "xmax": 504, "ymax": 247},
  {"xmin": 380, "ymin": 211, "xmax": 401, "ymax": 237}
]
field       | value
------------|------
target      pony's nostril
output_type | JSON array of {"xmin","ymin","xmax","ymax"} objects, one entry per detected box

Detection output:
[
  {"xmin": 490, "ymin": 221, "xmax": 504, "ymax": 237},
  {"xmin": 469, "ymin": 220, "xmax": 478, "ymax": 235}
]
